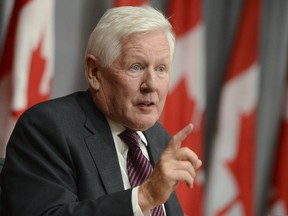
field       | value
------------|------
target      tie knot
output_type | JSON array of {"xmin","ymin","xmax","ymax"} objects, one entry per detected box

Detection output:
[{"xmin": 118, "ymin": 129, "xmax": 140, "ymax": 148}]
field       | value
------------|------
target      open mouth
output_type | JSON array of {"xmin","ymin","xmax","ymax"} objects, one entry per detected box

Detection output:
[
  {"xmin": 141, "ymin": 102, "xmax": 154, "ymax": 106},
  {"xmin": 137, "ymin": 101, "xmax": 155, "ymax": 109}
]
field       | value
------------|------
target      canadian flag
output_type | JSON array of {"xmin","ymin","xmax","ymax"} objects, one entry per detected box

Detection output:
[
  {"xmin": 205, "ymin": 0, "xmax": 260, "ymax": 215},
  {"xmin": 0, "ymin": 0, "xmax": 55, "ymax": 157},
  {"xmin": 268, "ymin": 82, "xmax": 288, "ymax": 215},
  {"xmin": 162, "ymin": 0, "xmax": 206, "ymax": 215}
]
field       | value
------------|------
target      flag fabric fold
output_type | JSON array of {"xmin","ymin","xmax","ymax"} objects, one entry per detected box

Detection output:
[
  {"xmin": 162, "ymin": 0, "xmax": 206, "ymax": 215},
  {"xmin": 0, "ymin": 0, "xmax": 55, "ymax": 157},
  {"xmin": 205, "ymin": 0, "xmax": 260, "ymax": 215},
  {"xmin": 268, "ymin": 81, "xmax": 288, "ymax": 215}
]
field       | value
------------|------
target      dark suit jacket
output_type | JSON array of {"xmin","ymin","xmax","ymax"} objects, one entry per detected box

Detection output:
[{"xmin": 0, "ymin": 91, "xmax": 183, "ymax": 216}]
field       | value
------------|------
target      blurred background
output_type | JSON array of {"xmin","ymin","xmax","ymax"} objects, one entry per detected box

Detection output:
[{"xmin": 0, "ymin": 0, "xmax": 287, "ymax": 215}]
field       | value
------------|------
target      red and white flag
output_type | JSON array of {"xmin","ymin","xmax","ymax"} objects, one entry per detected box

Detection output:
[
  {"xmin": 268, "ymin": 82, "xmax": 288, "ymax": 215},
  {"xmin": 162, "ymin": 0, "xmax": 206, "ymax": 215},
  {"xmin": 0, "ymin": 0, "xmax": 55, "ymax": 157},
  {"xmin": 205, "ymin": 0, "xmax": 260, "ymax": 215}
]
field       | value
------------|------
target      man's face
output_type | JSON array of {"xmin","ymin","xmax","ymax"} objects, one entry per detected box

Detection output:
[{"xmin": 89, "ymin": 30, "xmax": 171, "ymax": 131}]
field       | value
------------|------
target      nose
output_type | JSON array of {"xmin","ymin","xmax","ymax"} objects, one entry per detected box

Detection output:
[{"xmin": 140, "ymin": 67, "xmax": 157, "ymax": 93}]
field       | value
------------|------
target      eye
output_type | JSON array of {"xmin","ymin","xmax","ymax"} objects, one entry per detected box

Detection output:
[
  {"xmin": 156, "ymin": 65, "xmax": 166, "ymax": 73},
  {"xmin": 130, "ymin": 64, "xmax": 143, "ymax": 72}
]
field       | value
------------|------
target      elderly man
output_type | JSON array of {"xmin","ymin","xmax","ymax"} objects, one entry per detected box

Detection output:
[{"xmin": 0, "ymin": 6, "xmax": 201, "ymax": 216}]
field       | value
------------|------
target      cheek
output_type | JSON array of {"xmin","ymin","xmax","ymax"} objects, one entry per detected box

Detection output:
[
  {"xmin": 108, "ymin": 83, "xmax": 136, "ymax": 108},
  {"xmin": 121, "ymin": 81, "xmax": 140, "ymax": 98},
  {"xmin": 159, "ymin": 81, "xmax": 169, "ymax": 98}
]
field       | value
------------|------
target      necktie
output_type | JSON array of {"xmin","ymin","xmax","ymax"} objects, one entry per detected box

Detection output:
[{"xmin": 118, "ymin": 129, "xmax": 165, "ymax": 216}]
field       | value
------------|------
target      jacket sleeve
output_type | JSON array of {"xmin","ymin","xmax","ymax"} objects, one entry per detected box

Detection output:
[{"xmin": 0, "ymin": 105, "xmax": 134, "ymax": 216}]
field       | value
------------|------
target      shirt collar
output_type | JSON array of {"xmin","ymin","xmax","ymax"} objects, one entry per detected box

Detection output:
[{"xmin": 106, "ymin": 118, "xmax": 148, "ymax": 146}]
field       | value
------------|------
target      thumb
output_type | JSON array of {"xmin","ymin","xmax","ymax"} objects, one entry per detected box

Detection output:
[{"xmin": 167, "ymin": 123, "xmax": 193, "ymax": 150}]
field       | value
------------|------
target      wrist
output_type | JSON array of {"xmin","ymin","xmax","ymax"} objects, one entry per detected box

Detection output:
[{"xmin": 138, "ymin": 183, "xmax": 155, "ymax": 213}]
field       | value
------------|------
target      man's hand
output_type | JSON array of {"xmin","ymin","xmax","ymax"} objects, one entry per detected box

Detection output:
[{"xmin": 138, "ymin": 123, "xmax": 202, "ymax": 212}]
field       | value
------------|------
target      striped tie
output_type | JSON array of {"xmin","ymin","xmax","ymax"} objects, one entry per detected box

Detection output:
[{"xmin": 118, "ymin": 129, "xmax": 165, "ymax": 216}]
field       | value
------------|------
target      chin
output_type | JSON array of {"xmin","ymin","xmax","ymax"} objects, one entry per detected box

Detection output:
[{"xmin": 130, "ymin": 117, "xmax": 158, "ymax": 131}]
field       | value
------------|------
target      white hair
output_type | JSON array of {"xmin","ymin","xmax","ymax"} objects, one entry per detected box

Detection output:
[{"xmin": 86, "ymin": 6, "xmax": 175, "ymax": 67}]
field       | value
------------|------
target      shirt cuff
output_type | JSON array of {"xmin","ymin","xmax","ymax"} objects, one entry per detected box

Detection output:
[{"xmin": 131, "ymin": 186, "xmax": 151, "ymax": 216}]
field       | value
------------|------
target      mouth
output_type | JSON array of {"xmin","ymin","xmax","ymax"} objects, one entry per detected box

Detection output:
[
  {"xmin": 140, "ymin": 101, "xmax": 154, "ymax": 106},
  {"xmin": 137, "ymin": 101, "xmax": 156, "ymax": 110}
]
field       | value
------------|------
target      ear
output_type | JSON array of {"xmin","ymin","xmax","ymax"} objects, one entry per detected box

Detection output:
[{"xmin": 85, "ymin": 54, "xmax": 101, "ymax": 91}]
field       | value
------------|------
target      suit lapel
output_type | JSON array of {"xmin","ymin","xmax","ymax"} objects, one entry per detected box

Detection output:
[
  {"xmin": 81, "ymin": 91, "xmax": 124, "ymax": 194},
  {"xmin": 145, "ymin": 135, "xmax": 164, "ymax": 167},
  {"xmin": 85, "ymin": 131, "xmax": 125, "ymax": 193},
  {"xmin": 143, "ymin": 124, "xmax": 167, "ymax": 167}
]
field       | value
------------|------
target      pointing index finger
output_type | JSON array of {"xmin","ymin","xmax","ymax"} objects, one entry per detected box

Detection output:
[{"xmin": 170, "ymin": 123, "xmax": 193, "ymax": 150}]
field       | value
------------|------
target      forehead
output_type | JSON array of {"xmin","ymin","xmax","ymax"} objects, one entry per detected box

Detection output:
[{"xmin": 121, "ymin": 30, "xmax": 170, "ymax": 58}]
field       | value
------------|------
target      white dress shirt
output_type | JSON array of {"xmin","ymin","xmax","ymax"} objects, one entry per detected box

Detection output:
[{"xmin": 107, "ymin": 118, "xmax": 166, "ymax": 216}]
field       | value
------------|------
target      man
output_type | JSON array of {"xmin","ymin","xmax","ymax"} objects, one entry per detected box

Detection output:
[{"xmin": 0, "ymin": 6, "xmax": 201, "ymax": 216}]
